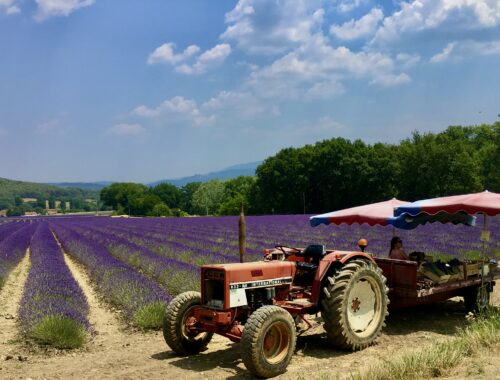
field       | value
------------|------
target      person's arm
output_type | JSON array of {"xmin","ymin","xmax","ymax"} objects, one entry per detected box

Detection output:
[{"xmin": 400, "ymin": 249, "xmax": 409, "ymax": 260}]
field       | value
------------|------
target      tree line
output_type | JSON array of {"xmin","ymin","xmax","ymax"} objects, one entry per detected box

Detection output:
[{"xmin": 100, "ymin": 123, "xmax": 499, "ymax": 216}]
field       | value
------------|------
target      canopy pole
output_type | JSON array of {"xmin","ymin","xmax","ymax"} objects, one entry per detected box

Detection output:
[{"xmin": 480, "ymin": 213, "xmax": 489, "ymax": 301}]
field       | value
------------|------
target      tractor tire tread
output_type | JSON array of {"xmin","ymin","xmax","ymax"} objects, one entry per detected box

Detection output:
[
  {"xmin": 241, "ymin": 305, "xmax": 296, "ymax": 378},
  {"xmin": 321, "ymin": 259, "xmax": 388, "ymax": 350},
  {"xmin": 163, "ymin": 291, "xmax": 213, "ymax": 355}
]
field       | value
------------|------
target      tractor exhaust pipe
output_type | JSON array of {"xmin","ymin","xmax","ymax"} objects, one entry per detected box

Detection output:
[{"xmin": 239, "ymin": 203, "xmax": 246, "ymax": 263}]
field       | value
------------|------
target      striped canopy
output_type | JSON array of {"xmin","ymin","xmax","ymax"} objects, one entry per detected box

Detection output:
[
  {"xmin": 394, "ymin": 191, "xmax": 500, "ymax": 218},
  {"xmin": 310, "ymin": 198, "xmax": 477, "ymax": 230}
]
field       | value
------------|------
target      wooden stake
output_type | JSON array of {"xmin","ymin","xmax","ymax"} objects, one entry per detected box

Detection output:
[{"xmin": 239, "ymin": 203, "xmax": 246, "ymax": 263}]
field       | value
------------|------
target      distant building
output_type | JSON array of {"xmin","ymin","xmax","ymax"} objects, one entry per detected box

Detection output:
[
  {"xmin": 45, "ymin": 200, "xmax": 49, "ymax": 209},
  {"xmin": 47, "ymin": 209, "xmax": 58, "ymax": 215},
  {"xmin": 24, "ymin": 211, "xmax": 38, "ymax": 217},
  {"xmin": 85, "ymin": 198, "xmax": 96, "ymax": 204},
  {"xmin": 21, "ymin": 198, "xmax": 37, "ymax": 203},
  {"xmin": 0, "ymin": 210, "xmax": 7, "ymax": 217},
  {"xmin": 55, "ymin": 200, "xmax": 61, "ymax": 209},
  {"xmin": 65, "ymin": 201, "xmax": 70, "ymax": 210}
]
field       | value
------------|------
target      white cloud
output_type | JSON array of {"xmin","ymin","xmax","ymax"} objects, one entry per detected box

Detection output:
[
  {"xmin": 35, "ymin": 119, "xmax": 61, "ymax": 135},
  {"xmin": 221, "ymin": 0, "xmax": 324, "ymax": 54},
  {"xmin": 202, "ymin": 90, "xmax": 280, "ymax": 117},
  {"xmin": 0, "ymin": 0, "xmax": 20, "ymax": 14},
  {"xmin": 430, "ymin": 40, "xmax": 500, "ymax": 63},
  {"xmin": 336, "ymin": 0, "xmax": 369, "ymax": 14},
  {"xmin": 133, "ymin": 96, "xmax": 215, "ymax": 127},
  {"xmin": 370, "ymin": 72, "xmax": 411, "ymax": 86},
  {"xmin": 330, "ymin": 7, "xmax": 384, "ymax": 40},
  {"xmin": 108, "ymin": 123, "xmax": 146, "ymax": 137},
  {"xmin": 246, "ymin": 34, "xmax": 410, "ymax": 95},
  {"xmin": 176, "ymin": 44, "xmax": 231, "ymax": 75},
  {"xmin": 305, "ymin": 80, "xmax": 346, "ymax": 99},
  {"xmin": 430, "ymin": 42, "xmax": 457, "ymax": 63},
  {"xmin": 371, "ymin": 0, "xmax": 500, "ymax": 45},
  {"xmin": 312, "ymin": 116, "xmax": 345, "ymax": 132},
  {"xmin": 396, "ymin": 53, "xmax": 421, "ymax": 68},
  {"xmin": 147, "ymin": 43, "xmax": 200, "ymax": 65},
  {"xmin": 34, "ymin": 0, "xmax": 94, "ymax": 21},
  {"xmin": 148, "ymin": 43, "xmax": 230, "ymax": 75}
]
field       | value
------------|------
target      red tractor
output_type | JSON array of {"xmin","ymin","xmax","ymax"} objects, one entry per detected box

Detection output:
[{"xmin": 163, "ymin": 244, "xmax": 389, "ymax": 378}]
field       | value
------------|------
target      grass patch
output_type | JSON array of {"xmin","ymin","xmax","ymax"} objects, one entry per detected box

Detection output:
[
  {"xmin": 29, "ymin": 316, "xmax": 86, "ymax": 349},
  {"xmin": 133, "ymin": 302, "xmax": 165, "ymax": 329},
  {"xmin": 350, "ymin": 308, "xmax": 500, "ymax": 380}
]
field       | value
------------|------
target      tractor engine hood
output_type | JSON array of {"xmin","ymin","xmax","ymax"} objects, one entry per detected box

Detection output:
[{"xmin": 202, "ymin": 261, "xmax": 296, "ymax": 287}]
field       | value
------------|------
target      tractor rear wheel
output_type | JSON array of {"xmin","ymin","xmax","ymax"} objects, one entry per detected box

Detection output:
[
  {"xmin": 321, "ymin": 259, "xmax": 388, "ymax": 350},
  {"xmin": 241, "ymin": 305, "xmax": 296, "ymax": 378},
  {"xmin": 163, "ymin": 291, "xmax": 213, "ymax": 355}
]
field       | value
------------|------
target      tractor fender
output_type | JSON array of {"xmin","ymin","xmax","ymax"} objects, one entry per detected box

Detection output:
[{"xmin": 310, "ymin": 252, "xmax": 376, "ymax": 305}]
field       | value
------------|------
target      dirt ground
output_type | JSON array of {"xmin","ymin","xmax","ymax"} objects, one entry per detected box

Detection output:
[{"xmin": 1, "ymin": 255, "xmax": 499, "ymax": 380}]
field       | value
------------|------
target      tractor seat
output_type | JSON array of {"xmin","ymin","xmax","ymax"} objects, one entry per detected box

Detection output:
[
  {"xmin": 298, "ymin": 244, "xmax": 326, "ymax": 263},
  {"xmin": 296, "ymin": 261, "xmax": 318, "ymax": 271}
]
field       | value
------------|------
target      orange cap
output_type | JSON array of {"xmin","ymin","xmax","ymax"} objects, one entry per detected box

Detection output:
[{"xmin": 358, "ymin": 238, "xmax": 368, "ymax": 247}]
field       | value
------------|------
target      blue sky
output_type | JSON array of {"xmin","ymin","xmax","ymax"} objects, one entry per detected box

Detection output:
[{"xmin": 1, "ymin": 0, "xmax": 499, "ymax": 183}]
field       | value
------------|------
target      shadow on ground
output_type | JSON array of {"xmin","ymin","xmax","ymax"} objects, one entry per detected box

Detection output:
[{"xmin": 155, "ymin": 299, "xmax": 469, "ymax": 377}]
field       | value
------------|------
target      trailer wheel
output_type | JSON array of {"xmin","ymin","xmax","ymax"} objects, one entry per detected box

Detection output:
[
  {"xmin": 241, "ymin": 305, "xmax": 296, "ymax": 378},
  {"xmin": 321, "ymin": 259, "xmax": 389, "ymax": 350},
  {"xmin": 464, "ymin": 284, "xmax": 491, "ymax": 313},
  {"xmin": 163, "ymin": 291, "xmax": 213, "ymax": 355}
]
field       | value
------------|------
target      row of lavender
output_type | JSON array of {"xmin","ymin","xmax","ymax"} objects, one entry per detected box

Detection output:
[
  {"xmin": 50, "ymin": 214, "xmax": 499, "ymax": 265},
  {"xmin": 0, "ymin": 221, "xmax": 36, "ymax": 288},
  {"xmin": 19, "ymin": 223, "xmax": 90, "ymax": 348},
  {"xmin": 49, "ymin": 221, "xmax": 170, "ymax": 329}
]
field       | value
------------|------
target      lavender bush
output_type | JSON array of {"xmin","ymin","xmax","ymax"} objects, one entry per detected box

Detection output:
[
  {"xmin": 0, "ymin": 221, "xmax": 26, "ymax": 243},
  {"xmin": 19, "ymin": 223, "xmax": 90, "ymax": 348},
  {"xmin": 50, "ymin": 222, "xmax": 170, "ymax": 329},
  {"xmin": 0, "ymin": 222, "xmax": 37, "ymax": 288}
]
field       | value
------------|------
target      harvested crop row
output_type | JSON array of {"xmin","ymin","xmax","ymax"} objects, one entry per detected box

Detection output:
[
  {"xmin": 19, "ymin": 222, "xmax": 90, "ymax": 348},
  {"xmin": 50, "ymin": 222, "xmax": 171, "ymax": 329},
  {"xmin": 0, "ymin": 222, "xmax": 37, "ymax": 289},
  {"xmin": 65, "ymin": 222, "xmax": 200, "ymax": 296}
]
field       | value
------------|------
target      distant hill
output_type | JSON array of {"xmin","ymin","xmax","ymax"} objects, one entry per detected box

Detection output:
[
  {"xmin": 149, "ymin": 161, "xmax": 262, "ymax": 187},
  {"xmin": 48, "ymin": 181, "xmax": 113, "ymax": 191},
  {"xmin": 0, "ymin": 177, "xmax": 97, "ymax": 209}
]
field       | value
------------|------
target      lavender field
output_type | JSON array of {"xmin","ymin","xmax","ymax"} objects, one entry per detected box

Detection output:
[{"xmin": 0, "ymin": 214, "xmax": 498, "ymax": 348}]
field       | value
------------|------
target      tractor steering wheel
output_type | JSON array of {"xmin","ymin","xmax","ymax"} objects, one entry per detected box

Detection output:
[{"xmin": 275, "ymin": 245, "xmax": 302, "ymax": 256}]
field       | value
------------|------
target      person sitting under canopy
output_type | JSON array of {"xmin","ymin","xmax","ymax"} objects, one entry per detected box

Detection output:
[{"xmin": 389, "ymin": 236, "xmax": 409, "ymax": 260}]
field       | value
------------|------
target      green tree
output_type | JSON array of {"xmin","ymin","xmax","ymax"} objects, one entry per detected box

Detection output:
[
  {"xmin": 152, "ymin": 183, "xmax": 183, "ymax": 209},
  {"xmin": 218, "ymin": 176, "xmax": 256, "ymax": 215},
  {"xmin": 192, "ymin": 180, "xmax": 225, "ymax": 215},
  {"xmin": 100, "ymin": 183, "xmax": 149, "ymax": 214},
  {"xmin": 151, "ymin": 203, "xmax": 172, "ymax": 217},
  {"xmin": 398, "ymin": 130, "xmax": 482, "ymax": 200},
  {"xmin": 179, "ymin": 182, "xmax": 202, "ymax": 214}
]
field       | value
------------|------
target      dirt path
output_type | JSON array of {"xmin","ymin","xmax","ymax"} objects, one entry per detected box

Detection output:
[
  {"xmin": 0, "ymin": 250, "xmax": 30, "ymax": 359},
  {"xmin": 62, "ymin": 252, "xmax": 123, "ymax": 348},
  {"xmin": 1, "ymin": 277, "xmax": 499, "ymax": 379}
]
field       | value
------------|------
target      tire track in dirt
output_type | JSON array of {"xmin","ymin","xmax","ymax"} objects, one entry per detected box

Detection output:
[{"xmin": 0, "ymin": 250, "xmax": 30, "ymax": 357}]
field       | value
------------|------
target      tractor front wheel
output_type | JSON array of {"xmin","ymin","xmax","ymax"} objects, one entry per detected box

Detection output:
[
  {"xmin": 241, "ymin": 306, "xmax": 297, "ymax": 378},
  {"xmin": 321, "ymin": 259, "xmax": 389, "ymax": 350},
  {"xmin": 163, "ymin": 291, "xmax": 213, "ymax": 355}
]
